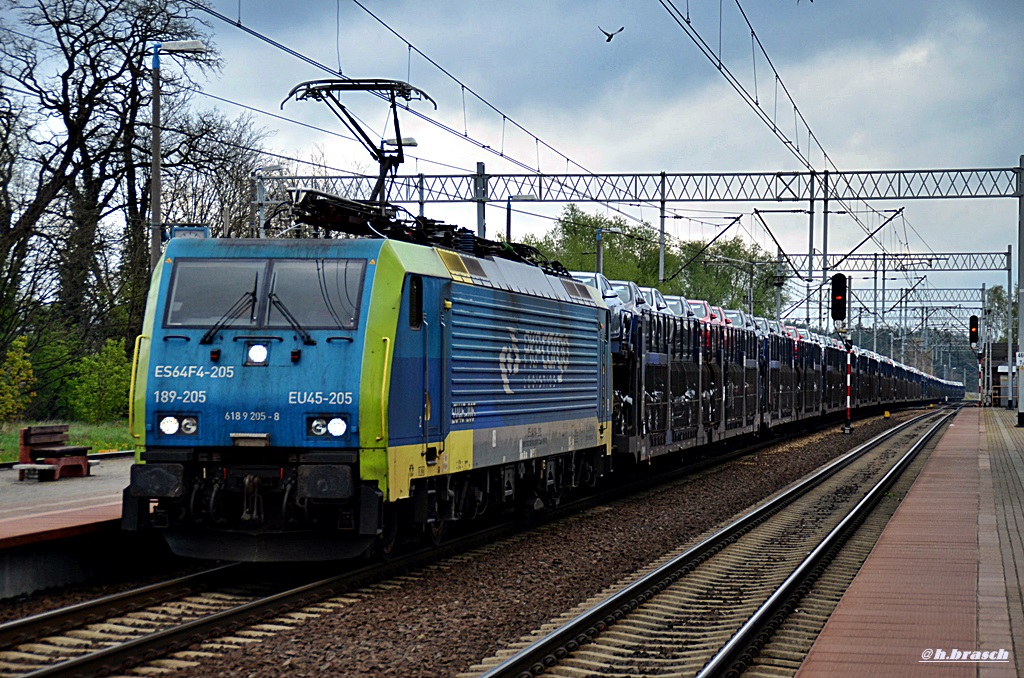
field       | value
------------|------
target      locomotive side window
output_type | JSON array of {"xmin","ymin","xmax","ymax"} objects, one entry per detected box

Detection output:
[
  {"xmin": 409, "ymin": 275, "xmax": 423, "ymax": 329},
  {"xmin": 165, "ymin": 259, "xmax": 266, "ymax": 327},
  {"xmin": 265, "ymin": 259, "xmax": 366, "ymax": 329}
]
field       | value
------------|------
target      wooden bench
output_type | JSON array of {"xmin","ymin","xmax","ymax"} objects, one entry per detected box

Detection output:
[{"xmin": 13, "ymin": 425, "xmax": 95, "ymax": 481}]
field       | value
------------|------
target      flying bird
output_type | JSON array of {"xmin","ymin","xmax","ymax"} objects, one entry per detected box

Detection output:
[{"xmin": 599, "ymin": 26, "xmax": 624, "ymax": 42}]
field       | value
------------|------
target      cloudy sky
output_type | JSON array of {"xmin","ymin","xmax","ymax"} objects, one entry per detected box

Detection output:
[{"xmin": 185, "ymin": 0, "xmax": 1022, "ymax": 323}]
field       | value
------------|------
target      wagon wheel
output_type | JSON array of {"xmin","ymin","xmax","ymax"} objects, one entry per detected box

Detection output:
[{"xmin": 425, "ymin": 519, "xmax": 447, "ymax": 547}]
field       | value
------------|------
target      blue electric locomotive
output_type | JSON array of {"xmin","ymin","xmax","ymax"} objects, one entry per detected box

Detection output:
[{"xmin": 124, "ymin": 228, "xmax": 612, "ymax": 560}]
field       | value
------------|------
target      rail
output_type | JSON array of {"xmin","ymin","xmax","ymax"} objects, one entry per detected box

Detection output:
[
  {"xmin": 478, "ymin": 407, "xmax": 953, "ymax": 678},
  {"xmin": 697, "ymin": 407, "xmax": 957, "ymax": 677},
  {"xmin": 0, "ymin": 408, "xmax": 942, "ymax": 676},
  {"xmin": 0, "ymin": 565, "xmax": 238, "ymax": 650}
]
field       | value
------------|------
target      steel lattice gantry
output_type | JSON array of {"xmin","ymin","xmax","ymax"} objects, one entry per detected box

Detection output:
[
  {"xmin": 260, "ymin": 166, "xmax": 1021, "ymax": 205},
  {"xmin": 787, "ymin": 252, "xmax": 1012, "ymax": 273},
  {"xmin": 874, "ymin": 288, "xmax": 992, "ymax": 305}
]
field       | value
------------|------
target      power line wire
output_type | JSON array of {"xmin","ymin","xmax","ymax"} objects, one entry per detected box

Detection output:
[
  {"xmin": 656, "ymin": 0, "xmax": 930, "ymax": 261},
  {"xmin": 184, "ymin": 0, "xmax": 665, "ymax": 228}
]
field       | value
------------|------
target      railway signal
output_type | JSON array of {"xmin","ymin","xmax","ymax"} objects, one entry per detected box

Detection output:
[
  {"xmin": 969, "ymin": 315, "xmax": 979, "ymax": 344},
  {"xmin": 830, "ymin": 274, "xmax": 847, "ymax": 322}
]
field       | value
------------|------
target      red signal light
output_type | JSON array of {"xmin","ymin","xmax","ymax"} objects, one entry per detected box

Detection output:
[{"xmin": 830, "ymin": 274, "xmax": 848, "ymax": 322}]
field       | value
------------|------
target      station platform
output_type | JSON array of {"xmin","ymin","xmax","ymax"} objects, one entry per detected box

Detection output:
[
  {"xmin": 797, "ymin": 407, "xmax": 1023, "ymax": 677},
  {"xmin": 0, "ymin": 454, "xmax": 180, "ymax": 600},
  {"xmin": 0, "ymin": 454, "xmax": 133, "ymax": 550}
]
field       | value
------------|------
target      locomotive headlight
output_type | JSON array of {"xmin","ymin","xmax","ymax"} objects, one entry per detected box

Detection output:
[
  {"xmin": 180, "ymin": 416, "xmax": 199, "ymax": 435},
  {"xmin": 159, "ymin": 416, "xmax": 180, "ymax": 435},
  {"xmin": 310, "ymin": 418, "xmax": 328, "ymax": 436},
  {"xmin": 327, "ymin": 417, "xmax": 347, "ymax": 437},
  {"xmin": 247, "ymin": 343, "xmax": 269, "ymax": 365}
]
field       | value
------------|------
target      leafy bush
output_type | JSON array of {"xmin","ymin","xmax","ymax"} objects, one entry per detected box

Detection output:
[
  {"xmin": 67, "ymin": 339, "xmax": 131, "ymax": 423},
  {"xmin": 26, "ymin": 337, "xmax": 78, "ymax": 420},
  {"xmin": 0, "ymin": 336, "xmax": 37, "ymax": 426}
]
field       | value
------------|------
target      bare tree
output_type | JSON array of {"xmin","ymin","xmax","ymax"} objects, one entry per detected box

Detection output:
[
  {"xmin": 159, "ymin": 108, "xmax": 274, "ymax": 237},
  {"xmin": 0, "ymin": 0, "xmax": 219, "ymax": 350}
]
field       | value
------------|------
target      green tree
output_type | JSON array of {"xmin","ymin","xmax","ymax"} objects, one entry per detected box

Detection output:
[
  {"xmin": 26, "ymin": 333, "xmax": 79, "ymax": 419},
  {"xmin": 0, "ymin": 335, "xmax": 36, "ymax": 424},
  {"xmin": 671, "ymin": 236, "xmax": 780, "ymax": 315},
  {"xmin": 524, "ymin": 205, "xmax": 782, "ymax": 315},
  {"xmin": 523, "ymin": 205, "xmax": 681, "ymax": 288},
  {"xmin": 984, "ymin": 285, "xmax": 1017, "ymax": 343},
  {"xmin": 67, "ymin": 338, "xmax": 131, "ymax": 423}
]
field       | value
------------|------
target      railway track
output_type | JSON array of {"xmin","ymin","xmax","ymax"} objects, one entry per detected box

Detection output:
[
  {"xmin": 0, "ymin": 544, "xmax": 485, "ymax": 678},
  {"xmin": 0, "ymin": 564, "xmax": 303, "ymax": 677},
  {"xmin": 473, "ymin": 406, "xmax": 956, "ymax": 678},
  {"xmin": 0, "ymin": 408, "xmax": 932, "ymax": 677}
]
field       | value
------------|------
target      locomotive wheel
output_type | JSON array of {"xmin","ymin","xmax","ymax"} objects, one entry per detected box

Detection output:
[{"xmin": 376, "ymin": 504, "xmax": 401, "ymax": 561}]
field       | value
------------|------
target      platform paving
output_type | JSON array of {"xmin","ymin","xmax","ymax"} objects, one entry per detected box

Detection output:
[
  {"xmin": 0, "ymin": 456, "xmax": 133, "ymax": 549},
  {"xmin": 987, "ymin": 408, "xmax": 1024, "ymax": 676},
  {"xmin": 797, "ymin": 407, "xmax": 1020, "ymax": 677}
]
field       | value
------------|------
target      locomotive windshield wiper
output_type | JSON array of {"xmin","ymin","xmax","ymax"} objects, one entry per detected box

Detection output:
[
  {"xmin": 268, "ymin": 292, "xmax": 316, "ymax": 345},
  {"xmin": 200, "ymin": 274, "xmax": 258, "ymax": 344}
]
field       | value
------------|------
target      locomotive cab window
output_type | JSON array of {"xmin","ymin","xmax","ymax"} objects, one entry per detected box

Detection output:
[
  {"xmin": 265, "ymin": 259, "xmax": 366, "ymax": 329},
  {"xmin": 165, "ymin": 259, "xmax": 266, "ymax": 327},
  {"xmin": 164, "ymin": 258, "xmax": 366, "ymax": 330}
]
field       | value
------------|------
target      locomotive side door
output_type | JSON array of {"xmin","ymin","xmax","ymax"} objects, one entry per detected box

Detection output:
[
  {"xmin": 424, "ymin": 277, "xmax": 448, "ymax": 455},
  {"xmin": 402, "ymin": 274, "xmax": 447, "ymax": 463}
]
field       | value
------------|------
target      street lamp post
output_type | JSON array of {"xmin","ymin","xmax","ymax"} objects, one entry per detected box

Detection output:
[
  {"xmin": 596, "ymin": 227, "xmax": 622, "ymax": 276},
  {"xmin": 504, "ymin": 194, "xmax": 536, "ymax": 242},
  {"xmin": 150, "ymin": 40, "xmax": 207, "ymax": 273}
]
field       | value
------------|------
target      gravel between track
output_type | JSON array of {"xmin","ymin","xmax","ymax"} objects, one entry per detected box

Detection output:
[{"xmin": 153, "ymin": 411, "xmax": 923, "ymax": 678}]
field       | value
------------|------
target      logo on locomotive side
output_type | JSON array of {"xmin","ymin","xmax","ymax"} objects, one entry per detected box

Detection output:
[
  {"xmin": 499, "ymin": 330, "xmax": 520, "ymax": 395},
  {"xmin": 499, "ymin": 328, "xmax": 570, "ymax": 395}
]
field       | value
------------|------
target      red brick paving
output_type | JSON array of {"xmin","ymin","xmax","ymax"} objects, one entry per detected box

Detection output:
[{"xmin": 797, "ymin": 408, "xmax": 1016, "ymax": 677}]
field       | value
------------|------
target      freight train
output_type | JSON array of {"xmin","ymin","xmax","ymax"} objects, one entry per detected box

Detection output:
[
  {"xmin": 121, "ymin": 191, "xmax": 962, "ymax": 561},
  {"xmin": 121, "ymin": 78, "xmax": 962, "ymax": 561}
]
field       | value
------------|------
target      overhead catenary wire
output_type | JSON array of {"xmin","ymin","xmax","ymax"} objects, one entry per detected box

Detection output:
[
  {"xmin": 348, "ymin": 0, "xmax": 590, "ymax": 175},
  {"xmin": 0, "ymin": 21, "xmax": 471, "ymax": 177},
  {"xmin": 656, "ymin": 0, "xmax": 933, "ymax": 262},
  {"xmin": 6, "ymin": 3, "xmax": 945, "ymax": 314},
  {"xmin": 5, "ymin": 4, "xmax": 845, "ymax": 257},
  {"xmin": 752, "ymin": 210, "xmax": 804, "ymax": 280},
  {"xmin": 181, "ymin": 0, "xmax": 542, "ymax": 176},
  {"xmin": 663, "ymin": 216, "xmax": 741, "ymax": 283},
  {"xmin": 346, "ymin": 3, "xmax": 712, "ymax": 229},
  {"xmin": 197, "ymin": 3, "xmax": 659, "ymax": 227},
  {"xmin": 188, "ymin": 89, "xmax": 475, "ymax": 174}
]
